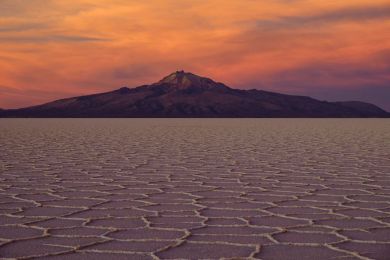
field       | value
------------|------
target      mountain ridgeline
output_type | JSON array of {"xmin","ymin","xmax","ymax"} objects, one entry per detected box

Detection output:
[{"xmin": 1, "ymin": 71, "xmax": 389, "ymax": 118}]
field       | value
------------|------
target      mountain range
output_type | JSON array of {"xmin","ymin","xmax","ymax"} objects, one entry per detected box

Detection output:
[{"xmin": 1, "ymin": 71, "xmax": 388, "ymax": 118}]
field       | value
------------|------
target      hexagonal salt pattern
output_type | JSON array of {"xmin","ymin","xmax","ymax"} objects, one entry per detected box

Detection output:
[{"xmin": 0, "ymin": 119, "xmax": 389, "ymax": 259}]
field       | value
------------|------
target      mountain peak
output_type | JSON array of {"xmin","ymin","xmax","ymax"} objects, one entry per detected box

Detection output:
[
  {"xmin": 158, "ymin": 70, "xmax": 201, "ymax": 85},
  {"xmin": 2, "ymin": 71, "xmax": 388, "ymax": 118},
  {"xmin": 156, "ymin": 70, "xmax": 228, "ymax": 91}
]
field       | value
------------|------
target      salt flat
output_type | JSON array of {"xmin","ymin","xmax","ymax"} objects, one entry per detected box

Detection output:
[{"xmin": 0, "ymin": 119, "xmax": 389, "ymax": 259}]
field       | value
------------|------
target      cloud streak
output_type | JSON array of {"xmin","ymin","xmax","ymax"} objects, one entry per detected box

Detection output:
[
  {"xmin": 0, "ymin": 35, "xmax": 110, "ymax": 43},
  {"xmin": 0, "ymin": 22, "xmax": 48, "ymax": 32},
  {"xmin": 256, "ymin": 5, "xmax": 390, "ymax": 29}
]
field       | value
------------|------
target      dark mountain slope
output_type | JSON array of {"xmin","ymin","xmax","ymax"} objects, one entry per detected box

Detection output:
[{"xmin": 2, "ymin": 71, "xmax": 389, "ymax": 118}]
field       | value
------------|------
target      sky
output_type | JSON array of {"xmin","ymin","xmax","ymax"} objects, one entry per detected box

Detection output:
[{"xmin": 0, "ymin": 0, "xmax": 389, "ymax": 111}]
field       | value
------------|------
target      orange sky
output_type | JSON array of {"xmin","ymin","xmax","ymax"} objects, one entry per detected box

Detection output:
[{"xmin": 1, "ymin": 0, "xmax": 389, "ymax": 110}]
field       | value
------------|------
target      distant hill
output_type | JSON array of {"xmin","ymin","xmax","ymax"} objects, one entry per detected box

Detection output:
[{"xmin": 1, "ymin": 71, "xmax": 389, "ymax": 118}]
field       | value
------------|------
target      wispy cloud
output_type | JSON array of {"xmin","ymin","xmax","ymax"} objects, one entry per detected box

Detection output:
[
  {"xmin": 0, "ymin": 35, "xmax": 110, "ymax": 43},
  {"xmin": 256, "ymin": 5, "xmax": 390, "ymax": 29},
  {"xmin": 0, "ymin": 22, "xmax": 48, "ymax": 32}
]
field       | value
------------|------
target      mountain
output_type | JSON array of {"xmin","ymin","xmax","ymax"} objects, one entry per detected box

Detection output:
[{"xmin": 1, "ymin": 71, "xmax": 389, "ymax": 118}]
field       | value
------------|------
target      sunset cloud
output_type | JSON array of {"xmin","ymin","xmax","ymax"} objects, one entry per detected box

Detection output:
[
  {"xmin": 256, "ymin": 4, "xmax": 390, "ymax": 29},
  {"xmin": 0, "ymin": 0, "xmax": 389, "ymax": 110}
]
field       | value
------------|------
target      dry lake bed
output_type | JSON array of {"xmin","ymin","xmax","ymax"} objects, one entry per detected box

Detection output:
[{"xmin": 0, "ymin": 119, "xmax": 389, "ymax": 260}]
